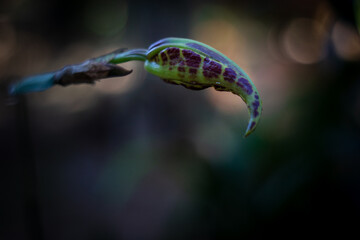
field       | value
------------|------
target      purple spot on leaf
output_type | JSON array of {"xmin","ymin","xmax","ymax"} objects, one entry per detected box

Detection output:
[
  {"xmin": 203, "ymin": 58, "xmax": 222, "ymax": 74},
  {"xmin": 202, "ymin": 58, "xmax": 222, "ymax": 78},
  {"xmin": 167, "ymin": 47, "xmax": 180, "ymax": 60},
  {"xmin": 250, "ymin": 121, "xmax": 256, "ymax": 129},
  {"xmin": 203, "ymin": 71, "xmax": 214, "ymax": 78},
  {"xmin": 189, "ymin": 68, "xmax": 197, "ymax": 74},
  {"xmin": 182, "ymin": 49, "xmax": 201, "ymax": 68},
  {"xmin": 252, "ymin": 100, "xmax": 260, "ymax": 117},
  {"xmin": 223, "ymin": 68, "xmax": 236, "ymax": 83},
  {"xmin": 236, "ymin": 77, "xmax": 253, "ymax": 95},
  {"xmin": 186, "ymin": 42, "xmax": 232, "ymax": 67},
  {"xmin": 252, "ymin": 100, "xmax": 260, "ymax": 109},
  {"xmin": 161, "ymin": 52, "xmax": 167, "ymax": 63},
  {"xmin": 178, "ymin": 66, "xmax": 185, "ymax": 72}
]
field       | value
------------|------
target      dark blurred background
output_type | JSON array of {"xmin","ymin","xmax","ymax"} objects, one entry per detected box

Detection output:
[{"xmin": 1, "ymin": 0, "xmax": 360, "ymax": 239}]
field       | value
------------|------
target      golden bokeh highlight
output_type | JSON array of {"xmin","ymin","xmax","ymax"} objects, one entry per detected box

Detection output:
[
  {"xmin": 332, "ymin": 21, "xmax": 360, "ymax": 61},
  {"xmin": 282, "ymin": 18, "xmax": 328, "ymax": 64},
  {"xmin": 190, "ymin": 19, "xmax": 242, "ymax": 61},
  {"xmin": 190, "ymin": 17, "xmax": 268, "ymax": 67}
]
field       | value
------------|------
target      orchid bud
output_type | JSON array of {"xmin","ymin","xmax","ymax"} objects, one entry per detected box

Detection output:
[{"xmin": 143, "ymin": 38, "xmax": 262, "ymax": 137}]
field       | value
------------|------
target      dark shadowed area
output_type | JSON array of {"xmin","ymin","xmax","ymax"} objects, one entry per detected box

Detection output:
[{"xmin": 1, "ymin": 0, "xmax": 360, "ymax": 239}]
